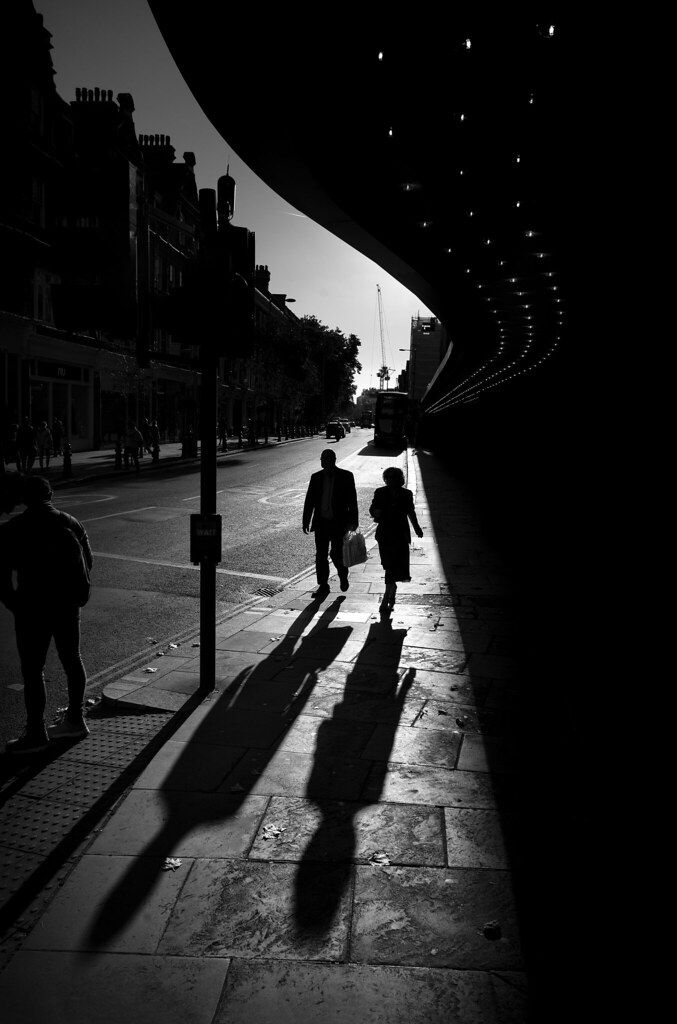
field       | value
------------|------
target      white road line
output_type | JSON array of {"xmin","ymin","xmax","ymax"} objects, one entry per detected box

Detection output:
[
  {"xmin": 54, "ymin": 493, "xmax": 116, "ymax": 508},
  {"xmin": 82, "ymin": 506, "xmax": 157, "ymax": 523},
  {"xmin": 91, "ymin": 550, "xmax": 287, "ymax": 581}
]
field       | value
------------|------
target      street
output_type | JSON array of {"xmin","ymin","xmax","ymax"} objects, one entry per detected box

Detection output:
[{"xmin": 0, "ymin": 429, "xmax": 405, "ymax": 747}]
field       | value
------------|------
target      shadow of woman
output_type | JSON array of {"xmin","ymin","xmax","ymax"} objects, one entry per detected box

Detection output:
[
  {"xmin": 84, "ymin": 595, "xmax": 353, "ymax": 951},
  {"xmin": 294, "ymin": 617, "xmax": 415, "ymax": 934}
]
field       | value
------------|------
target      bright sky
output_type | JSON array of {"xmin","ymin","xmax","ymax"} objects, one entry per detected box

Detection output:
[{"xmin": 37, "ymin": 0, "xmax": 433, "ymax": 395}]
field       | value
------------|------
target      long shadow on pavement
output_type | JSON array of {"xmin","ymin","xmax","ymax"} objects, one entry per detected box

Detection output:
[
  {"xmin": 294, "ymin": 618, "xmax": 412, "ymax": 933},
  {"xmin": 83, "ymin": 595, "xmax": 352, "ymax": 950}
]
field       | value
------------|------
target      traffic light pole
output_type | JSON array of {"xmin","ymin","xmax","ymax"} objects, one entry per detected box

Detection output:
[{"xmin": 199, "ymin": 346, "xmax": 218, "ymax": 693}]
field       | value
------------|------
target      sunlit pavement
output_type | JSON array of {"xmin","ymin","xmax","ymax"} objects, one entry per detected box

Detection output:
[{"xmin": 0, "ymin": 446, "xmax": 533, "ymax": 1023}]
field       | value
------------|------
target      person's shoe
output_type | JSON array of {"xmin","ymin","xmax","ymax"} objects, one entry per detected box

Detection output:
[
  {"xmin": 48, "ymin": 715, "xmax": 90, "ymax": 741},
  {"xmin": 313, "ymin": 583, "xmax": 330, "ymax": 599},
  {"xmin": 6, "ymin": 730, "xmax": 49, "ymax": 754},
  {"xmin": 339, "ymin": 574, "xmax": 349, "ymax": 592}
]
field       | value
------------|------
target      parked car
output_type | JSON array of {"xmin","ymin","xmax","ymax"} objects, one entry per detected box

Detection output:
[
  {"xmin": 326, "ymin": 420, "xmax": 345, "ymax": 439},
  {"xmin": 340, "ymin": 419, "xmax": 351, "ymax": 434}
]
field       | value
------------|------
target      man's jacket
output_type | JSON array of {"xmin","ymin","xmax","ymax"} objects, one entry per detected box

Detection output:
[{"xmin": 303, "ymin": 468, "xmax": 358, "ymax": 533}]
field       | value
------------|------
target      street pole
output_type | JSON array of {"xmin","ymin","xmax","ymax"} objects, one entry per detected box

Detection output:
[{"xmin": 199, "ymin": 344, "xmax": 217, "ymax": 693}]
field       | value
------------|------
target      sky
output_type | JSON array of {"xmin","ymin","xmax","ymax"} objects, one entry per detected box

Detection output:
[{"xmin": 37, "ymin": 0, "xmax": 433, "ymax": 396}]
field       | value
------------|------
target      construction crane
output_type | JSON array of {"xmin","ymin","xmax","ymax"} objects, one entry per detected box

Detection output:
[{"xmin": 375, "ymin": 284, "xmax": 394, "ymax": 390}]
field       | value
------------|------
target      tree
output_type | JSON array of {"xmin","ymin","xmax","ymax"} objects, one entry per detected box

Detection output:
[{"xmin": 300, "ymin": 316, "xmax": 362, "ymax": 419}]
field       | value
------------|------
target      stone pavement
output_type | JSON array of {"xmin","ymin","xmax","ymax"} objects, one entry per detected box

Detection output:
[{"xmin": 0, "ymin": 447, "xmax": 532, "ymax": 1023}]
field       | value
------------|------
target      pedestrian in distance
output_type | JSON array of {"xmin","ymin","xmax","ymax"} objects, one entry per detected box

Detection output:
[
  {"xmin": 0, "ymin": 475, "xmax": 93, "ymax": 754},
  {"xmin": 150, "ymin": 419, "xmax": 161, "ymax": 460},
  {"xmin": 51, "ymin": 416, "xmax": 64, "ymax": 457},
  {"xmin": 140, "ymin": 416, "xmax": 152, "ymax": 457},
  {"xmin": 36, "ymin": 420, "xmax": 52, "ymax": 470},
  {"xmin": 303, "ymin": 448, "xmax": 358, "ymax": 598},
  {"xmin": 124, "ymin": 422, "xmax": 143, "ymax": 472},
  {"xmin": 16, "ymin": 416, "xmax": 36, "ymax": 472},
  {"xmin": 370, "ymin": 466, "xmax": 424, "ymax": 615},
  {"xmin": 5, "ymin": 423, "xmax": 19, "ymax": 470}
]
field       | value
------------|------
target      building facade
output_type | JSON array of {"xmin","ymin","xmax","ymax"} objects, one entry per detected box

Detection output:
[
  {"xmin": 408, "ymin": 316, "xmax": 450, "ymax": 402},
  {"xmin": 0, "ymin": 1, "xmax": 313, "ymax": 454}
]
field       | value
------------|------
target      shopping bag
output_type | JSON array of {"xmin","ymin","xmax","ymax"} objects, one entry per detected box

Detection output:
[{"xmin": 342, "ymin": 529, "xmax": 368, "ymax": 568}]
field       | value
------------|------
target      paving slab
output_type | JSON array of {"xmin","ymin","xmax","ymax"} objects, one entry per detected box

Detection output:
[
  {"xmin": 277, "ymin": 714, "xmax": 377, "ymax": 758},
  {"xmin": 408, "ymin": 670, "xmax": 489, "ymax": 705},
  {"xmin": 170, "ymin": 705, "xmax": 293, "ymax": 749},
  {"xmin": 131, "ymin": 739, "xmax": 246, "ymax": 792},
  {"xmin": 23, "ymin": 854, "xmax": 190, "ymax": 952},
  {"xmin": 362, "ymin": 722, "xmax": 463, "ymax": 769},
  {"xmin": 444, "ymin": 808, "xmax": 517, "ymax": 869},
  {"xmin": 351, "ymin": 865, "xmax": 523, "ymax": 970},
  {"xmin": 298, "ymin": 682, "xmax": 426, "ymax": 725},
  {"xmin": 363, "ymin": 763, "xmax": 503, "ymax": 809},
  {"xmin": 0, "ymin": 951, "xmax": 229, "ymax": 1024},
  {"xmin": 88, "ymin": 788, "xmax": 268, "ymax": 857},
  {"xmin": 219, "ymin": 747, "xmax": 371, "ymax": 801},
  {"xmin": 457, "ymin": 735, "xmax": 521, "ymax": 774},
  {"xmin": 249, "ymin": 796, "xmax": 446, "ymax": 866},
  {"xmin": 158, "ymin": 859, "xmax": 352, "ymax": 960},
  {"xmin": 215, "ymin": 960, "xmax": 524, "ymax": 1024}
]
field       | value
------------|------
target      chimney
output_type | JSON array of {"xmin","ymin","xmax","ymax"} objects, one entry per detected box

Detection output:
[
  {"xmin": 94, "ymin": 87, "xmax": 100, "ymax": 101},
  {"xmin": 255, "ymin": 265, "xmax": 271, "ymax": 294},
  {"xmin": 117, "ymin": 93, "xmax": 135, "ymax": 114},
  {"xmin": 183, "ymin": 152, "xmax": 196, "ymax": 169},
  {"xmin": 87, "ymin": 89, "xmax": 94, "ymax": 101}
]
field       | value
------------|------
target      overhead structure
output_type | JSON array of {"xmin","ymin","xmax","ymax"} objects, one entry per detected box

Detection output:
[{"xmin": 147, "ymin": 8, "xmax": 585, "ymax": 426}]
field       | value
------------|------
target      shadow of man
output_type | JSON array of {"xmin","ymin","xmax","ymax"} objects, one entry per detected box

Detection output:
[
  {"xmin": 294, "ymin": 617, "xmax": 414, "ymax": 934},
  {"xmin": 85, "ymin": 595, "xmax": 353, "ymax": 950}
]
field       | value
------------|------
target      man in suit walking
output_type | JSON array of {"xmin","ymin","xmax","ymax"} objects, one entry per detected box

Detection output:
[{"xmin": 303, "ymin": 449, "xmax": 358, "ymax": 598}]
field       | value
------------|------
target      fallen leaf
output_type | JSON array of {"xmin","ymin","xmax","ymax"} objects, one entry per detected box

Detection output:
[
  {"xmin": 162, "ymin": 858, "xmax": 182, "ymax": 871},
  {"xmin": 229, "ymin": 782, "xmax": 244, "ymax": 792},
  {"xmin": 430, "ymin": 948, "xmax": 438, "ymax": 955},
  {"xmin": 262, "ymin": 824, "xmax": 287, "ymax": 840},
  {"xmin": 156, "ymin": 652, "xmax": 165, "ymax": 657},
  {"xmin": 169, "ymin": 643, "xmax": 179, "ymax": 649},
  {"xmin": 192, "ymin": 642, "xmax": 200, "ymax": 647},
  {"xmin": 369, "ymin": 851, "xmax": 391, "ymax": 865},
  {"xmin": 144, "ymin": 667, "xmax": 158, "ymax": 674}
]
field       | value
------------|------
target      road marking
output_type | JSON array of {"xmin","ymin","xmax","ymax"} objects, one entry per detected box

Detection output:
[
  {"xmin": 257, "ymin": 488, "xmax": 305, "ymax": 506},
  {"xmin": 182, "ymin": 487, "xmax": 266, "ymax": 502},
  {"xmin": 82, "ymin": 506, "xmax": 157, "ymax": 523},
  {"xmin": 91, "ymin": 550, "xmax": 287, "ymax": 581},
  {"xmin": 55, "ymin": 493, "xmax": 116, "ymax": 508}
]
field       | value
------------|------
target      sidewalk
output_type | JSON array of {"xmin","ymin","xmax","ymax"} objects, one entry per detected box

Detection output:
[
  {"xmin": 0, "ymin": 447, "xmax": 531, "ymax": 1023},
  {"xmin": 10, "ymin": 433, "xmax": 314, "ymax": 491}
]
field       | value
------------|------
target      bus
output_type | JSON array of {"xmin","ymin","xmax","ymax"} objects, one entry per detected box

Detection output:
[{"xmin": 374, "ymin": 390, "xmax": 408, "ymax": 446}]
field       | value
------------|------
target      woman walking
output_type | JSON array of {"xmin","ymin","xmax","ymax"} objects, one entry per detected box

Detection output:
[{"xmin": 370, "ymin": 466, "xmax": 424, "ymax": 614}]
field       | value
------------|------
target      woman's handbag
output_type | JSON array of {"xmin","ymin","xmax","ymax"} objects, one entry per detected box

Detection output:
[{"xmin": 342, "ymin": 529, "xmax": 368, "ymax": 567}]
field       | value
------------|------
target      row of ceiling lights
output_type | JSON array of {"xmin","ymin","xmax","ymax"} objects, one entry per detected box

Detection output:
[{"xmin": 378, "ymin": 28, "xmax": 563, "ymax": 405}]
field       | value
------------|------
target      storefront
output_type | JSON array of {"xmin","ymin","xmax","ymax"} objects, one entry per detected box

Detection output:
[{"xmin": 29, "ymin": 357, "xmax": 94, "ymax": 451}]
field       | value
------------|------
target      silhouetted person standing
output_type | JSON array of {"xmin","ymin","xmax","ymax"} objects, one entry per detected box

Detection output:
[
  {"xmin": 0, "ymin": 476, "xmax": 93, "ymax": 753},
  {"xmin": 303, "ymin": 448, "xmax": 358, "ymax": 598},
  {"xmin": 16, "ymin": 416, "xmax": 36, "ymax": 472},
  {"xmin": 124, "ymin": 422, "xmax": 143, "ymax": 471},
  {"xmin": 51, "ymin": 416, "xmax": 64, "ymax": 456},
  {"xmin": 36, "ymin": 420, "xmax": 52, "ymax": 470}
]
